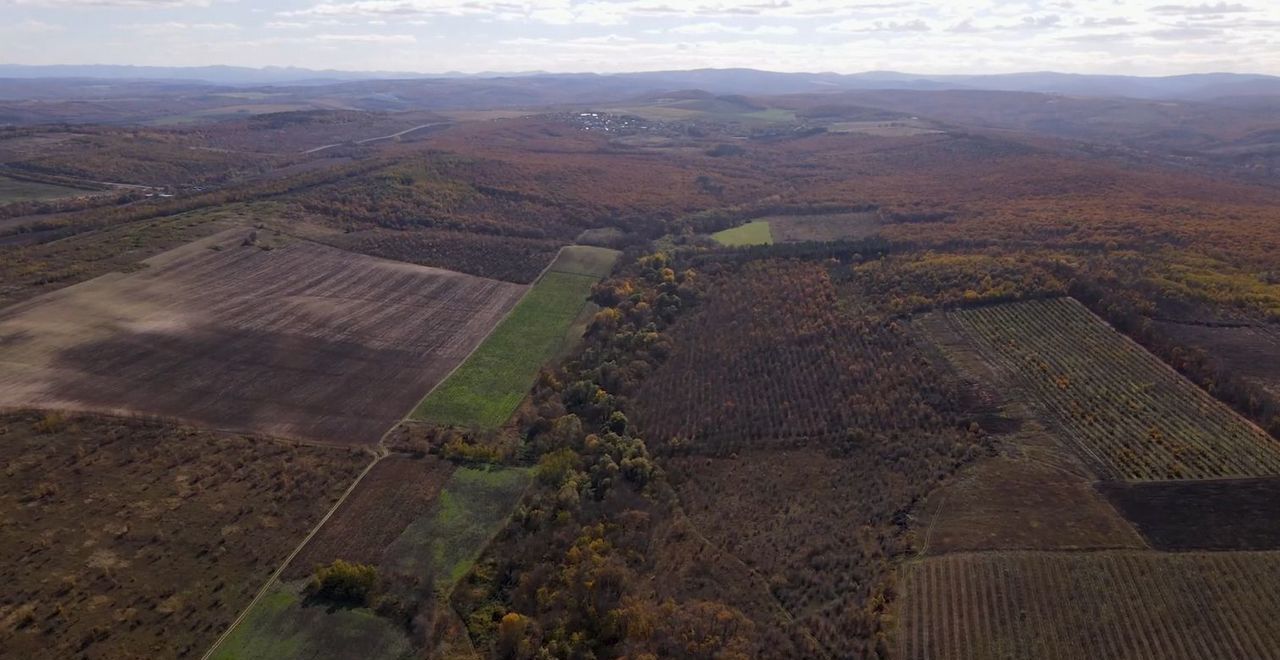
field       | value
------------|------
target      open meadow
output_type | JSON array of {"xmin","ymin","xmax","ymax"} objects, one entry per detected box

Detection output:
[
  {"xmin": 210, "ymin": 581, "xmax": 415, "ymax": 660},
  {"xmin": 709, "ymin": 211, "xmax": 882, "ymax": 247},
  {"xmin": 710, "ymin": 219, "xmax": 773, "ymax": 246},
  {"xmin": 0, "ymin": 227, "xmax": 526, "ymax": 445},
  {"xmin": 0, "ymin": 174, "xmax": 95, "ymax": 203}
]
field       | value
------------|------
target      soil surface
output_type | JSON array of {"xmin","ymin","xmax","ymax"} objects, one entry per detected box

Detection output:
[
  {"xmin": 0, "ymin": 228, "xmax": 526, "ymax": 445},
  {"xmin": 1099, "ymin": 477, "xmax": 1280, "ymax": 550}
]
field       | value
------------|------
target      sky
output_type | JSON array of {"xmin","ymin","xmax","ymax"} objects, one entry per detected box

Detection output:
[{"xmin": 0, "ymin": 0, "xmax": 1277, "ymax": 76}]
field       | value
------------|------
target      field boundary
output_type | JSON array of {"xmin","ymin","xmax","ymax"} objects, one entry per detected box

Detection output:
[
  {"xmin": 409, "ymin": 246, "xmax": 619, "ymax": 428},
  {"xmin": 0, "ymin": 405, "xmax": 369, "ymax": 454},
  {"xmin": 916, "ymin": 492, "xmax": 948, "ymax": 557},
  {"xmin": 202, "ymin": 245, "xmax": 591, "ymax": 659},
  {"xmin": 945, "ymin": 297, "xmax": 1280, "ymax": 480},
  {"xmin": 397, "ymin": 244, "xmax": 568, "ymax": 426},
  {"xmin": 203, "ymin": 243, "xmax": 618, "ymax": 658},
  {"xmin": 201, "ymin": 449, "xmax": 385, "ymax": 660}
]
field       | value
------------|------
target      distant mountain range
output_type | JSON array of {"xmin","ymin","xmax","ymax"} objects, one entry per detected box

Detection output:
[
  {"xmin": 0, "ymin": 64, "xmax": 439, "ymax": 85},
  {"xmin": 2, "ymin": 65, "xmax": 1279, "ymax": 101}
]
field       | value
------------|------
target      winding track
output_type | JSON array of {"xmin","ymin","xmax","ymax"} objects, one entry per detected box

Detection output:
[{"xmin": 300, "ymin": 123, "xmax": 449, "ymax": 154}]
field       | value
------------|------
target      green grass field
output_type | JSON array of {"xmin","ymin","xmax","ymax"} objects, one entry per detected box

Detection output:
[
  {"xmin": 411, "ymin": 247, "xmax": 618, "ymax": 428},
  {"xmin": 550, "ymin": 245, "xmax": 621, "ymax": 278},
  {"xmin": 0, "ymin": 175, "xmax": 93, "ymax": 203},
  {"xmin": 712, "ymin": 220, "xmax": 774, "ymax": 246},
  {"xmin": 384, "ymin": 466, "xmax": 531, "ymax": 588},
  {"xmin": 742, "ymin": 108, "xmax": 797, "ymax": 123},
  {"xmin": 211, "ymin": 582, "xmax": 414, "ymax": 660}
]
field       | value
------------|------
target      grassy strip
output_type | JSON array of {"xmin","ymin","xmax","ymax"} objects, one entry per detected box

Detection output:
[
  {"xmin": 548, "ymin": 244, "xmax": 621, "ymax": 278},
  {"xmin": 0, "ymin": 175, "xmax": 94, "ymax": 202},
  {"xmin": 412, "ymin": 248, "xmax": 618, "ymax": 428},
  {"xmin": 384, "ymin": 466, "xmax": 532, "ymax": 588},
  {"xmin": 712, "ymin": 220, "xmax": 774, "ymax": 246},
  {"xmin": 210, "ymin": 582, "xmax": 413, "ymax": 660}
]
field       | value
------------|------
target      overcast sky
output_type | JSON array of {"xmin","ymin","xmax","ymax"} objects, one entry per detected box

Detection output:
[{"xmin": 1, "ymin": 1, "xmax": 1276, "ymax": 75}]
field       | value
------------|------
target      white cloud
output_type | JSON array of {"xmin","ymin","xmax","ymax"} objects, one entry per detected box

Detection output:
[
  {"xmin": 282, "ymin": 0, "xmax": 570, "ymax": 18},
  {"xmin": 819, "ymin": 18, "xmax": 929, "ymax": 33},
  {"xmin": 5, "ymin": 0, "xmax": 218, "ymax": 6},
  {"xmin": 12, "ymin": 19, "xmax": 64, "ymax": 31},
  {"xmin": 2, "ymin": 0, "xmax": 1278, "ymax": 75},
  {"xmin": 281, "ymin": 0, "xmax": 925, "ymax": 23},
  {"xmin": 1149, "ymin": 2, "xmax": 1254, "ymax": 16},
  {"xmin": 666, "ymin": 22, "xmax": 798, "ymax": 36},
  {"xmin": 1079, "ymin": 16, "xmax": 1136, "ymax": 27},
  {"xmin": 129, "ymin": 21, "xmax": 239, "ymax": 32},
  {"xmin": 315, "ymin": 32, "xmax": 417, "ymax": 43}
]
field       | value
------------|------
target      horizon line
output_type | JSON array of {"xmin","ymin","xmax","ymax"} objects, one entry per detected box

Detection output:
[{"xmin": 1, "ymin": 63, "xmax": 1276, "ymax": 81}]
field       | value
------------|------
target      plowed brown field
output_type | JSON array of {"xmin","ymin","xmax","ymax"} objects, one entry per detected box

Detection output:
[{"xmin": 0, "ymin": 228, "xmax": 525, "ymax": 444}]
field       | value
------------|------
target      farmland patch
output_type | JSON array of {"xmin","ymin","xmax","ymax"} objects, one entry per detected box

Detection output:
[
  {"xmin": 946, "ymin": 297, "xmax": 1280, "ymax": 480},
  {"xmin": 412, "ymin": 247, "xmax": 619, "ymax": 428},
  {"xmin": 0, "ymin": 411, "xmax": 366, "ymax": 660},
  {"xmin": 899, "ymin": 550, "xmax": 1280, "ymax": 660},
  {"xmin": 214, "ymin": 465, "xmax": 528, "ymax": 659},
  {"xmin": 764, "ymin": 211, "xmax": 882, "ymax": 243},
  {"xmin": 382, "ymin": 466, "xmax": 531, "ymax": 588},
  {"xmin": 666, "ymin": 438, "xmax": 977, "ymax": 658},
  {"xmin": 917, "ymin": 435, "xmax": 1145, "ymax": 554},
  {"xmin": 828, "ymin": 119, "xmax": 942, "ymax": 137},
  {"xmin": 1155, "ymin": 320, "xmax": 1280, "ymax": 398},
  {"xmin": 0, "ymin": 174, "xmax": 94, "ymax": 203},
  {"xmin": 0, "ymin": 205, "xmax": 246, "ymax": 310},
  {"xmin": 1098, "ymin": 478, "xmax": 1280, "ymax": 550},
  {"xmin": 546, "ymin": 244, "xmax": 621, "ymax": 278},
  {"xmin": 210, "ymin": 582, "xmax": 414, "ymax": 660},
  {"xmin": 0, "ymin": 228, "xmax": 526, "ymax": 444},
  {"xmin": 711, "ymin": 219, "xmax": 773, "ymax": 246},
  {"xmin": 639, "ymin": 260, "xmax": 985, "ymax": 657},
  {"xmin": 317, "ymin": 227, "xmax": 563, "ymax": 284},
  {"xmin": 286, "ymin": 457, "xmax": 455, "ymax": 579},
  {"xmin": 635, "ymin": 261, "xmax": 972, "ymax": 454}
]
